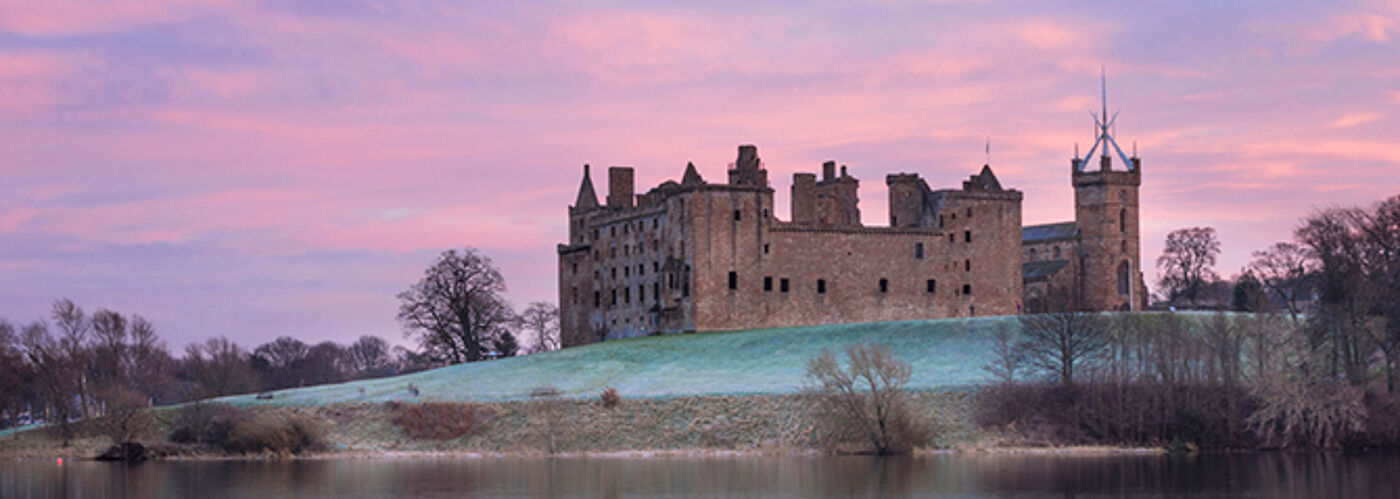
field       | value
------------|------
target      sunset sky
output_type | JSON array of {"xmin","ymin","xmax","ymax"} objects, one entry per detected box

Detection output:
[{"xmin": 1, "ymin": 1, "xmax": 1397, "ymax": 349}]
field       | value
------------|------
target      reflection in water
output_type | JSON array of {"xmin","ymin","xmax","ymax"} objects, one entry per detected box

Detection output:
[{"xmin": 2, "ymin": 452, "xmax": 1399, "ymax": 498}]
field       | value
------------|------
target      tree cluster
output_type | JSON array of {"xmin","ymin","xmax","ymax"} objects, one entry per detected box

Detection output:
[
  {"xmin": 984, "ymin": 193, "xmax": 1400, "ymax": 449},
  {"xmin": 0, "ymin": 300, "xmax": 432, "ymax": 436},
  {"xmin": 396, "ymin": 248, "xmax": 560, "ymax": 364}
]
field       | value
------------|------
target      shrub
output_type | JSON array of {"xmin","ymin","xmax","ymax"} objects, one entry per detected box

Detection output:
[
  {"xmin": 600, "ymin": 387, "xmax": 621, "ymax": 408},
  {"xmin": 387, "ymin": 402, "xmax": 480, "ymax": 440},
  {"xmin": 226, "ymin": 412, "xmax": 326, "ymax": 455},
  {"xmin": 805, "ymin": 344, "xmax": 931, "ymax": 454},
  {"xmin": 168, "ymin": 402, "xmax": 244, "ymax": 447}
]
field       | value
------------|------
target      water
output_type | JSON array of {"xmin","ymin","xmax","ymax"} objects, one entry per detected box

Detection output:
[{"xmin": 3, "ymin": 453, "xmax": 1398, "ymax": 498}]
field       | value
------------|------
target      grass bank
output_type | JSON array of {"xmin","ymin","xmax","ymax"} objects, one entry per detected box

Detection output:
[{"xmin": 0, "ymin": 391, "xmax": 973, "ymax": 459}]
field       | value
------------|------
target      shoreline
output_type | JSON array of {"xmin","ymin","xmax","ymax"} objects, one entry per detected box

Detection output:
[{"xmin": 1, "ymin": 445, "xmax": 1172, "ymax": 462}]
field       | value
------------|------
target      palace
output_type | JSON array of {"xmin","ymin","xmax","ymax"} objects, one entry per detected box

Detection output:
[{"xmin": 556, "ymin": 96, "xmax": 1147, "ymax": 347}]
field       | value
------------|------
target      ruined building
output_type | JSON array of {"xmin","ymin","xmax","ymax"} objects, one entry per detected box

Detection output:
[{"xmin": 557, "ymin": 96, "xmax": 1146, "ymax": 347}]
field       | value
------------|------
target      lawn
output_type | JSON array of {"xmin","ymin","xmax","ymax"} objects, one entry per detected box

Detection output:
[{"xmin": 222, "ymin": 315, "xmax": 1020, "ymax": 406}]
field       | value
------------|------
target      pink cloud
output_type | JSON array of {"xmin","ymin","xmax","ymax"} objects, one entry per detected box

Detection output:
[{"xmin": 1330, "ymin": 111, "xmax": 1385, "ymax": 127}]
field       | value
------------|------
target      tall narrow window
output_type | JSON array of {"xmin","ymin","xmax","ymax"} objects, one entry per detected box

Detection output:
[
  {"xmin": 817, "ymin": 279, "xmax": 827, "ymax": 294},
  {"xmin": 653, "ymin": 282, "xmax": 659, "ymax": 301},
  {"xmin": 733, "ymin": 210, "xmax": 741, "ymax": 221},
  {"xmin": 1118, "ymin": 261, "xmax": 1130, "ymax": 295},
  {"xmin": 879, "ymin": 278, "xmax": 889, "ymax": 293},
  {"xmin": 915, "ymin": 243, "xmax": 924, "ymax": 259},
  {"xmin": 964, "ymin": 230, "xmax": 972, "ymax": 243},
  {"xmin": 764, "ymin": 276, "xmax": 773, "ymax": 292},
  {"xmin": 926, "ymin": 279, "xmax": 937, "ymax": 293},
  {"xmin": 966, "ymin": 207, "xmax": 972, "ymax": 217},
  {"xmin": 728, "ymin": 271, "xmax": 738, "ymax": 290},
  {"xmin": 1119, "ymin": 208, "xmax": 1127, "ymax": 233},
  {"xmin": 780, "ymin": 278, "xmax": 790, "ymax": 293},
  {"xmin": 965, "ymin": 259, "xmax": 971, "ymax": 271}
]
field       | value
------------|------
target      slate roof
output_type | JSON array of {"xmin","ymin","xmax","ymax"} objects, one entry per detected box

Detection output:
[
  {"xmin": 1022, "ymin": 221, "xmax": 1077, "ymax": 242},
  {"xmin": 1023, "ymin": 259, "xmax": 1071, "ymax": 281}
]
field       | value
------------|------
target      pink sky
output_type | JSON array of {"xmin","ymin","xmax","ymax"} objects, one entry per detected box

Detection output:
[{"xmin": 1, "ymin": 1, "xmax": 1398, "ymax": 349}]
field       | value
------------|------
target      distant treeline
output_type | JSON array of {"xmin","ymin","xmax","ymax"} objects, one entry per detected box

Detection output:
[{"xmin": 0, "ymin": 299, "xmax": 445, "ymax": 434}]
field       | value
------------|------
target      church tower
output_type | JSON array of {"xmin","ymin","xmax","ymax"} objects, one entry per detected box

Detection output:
[{"xmin": 1071, "ymin": 72, "xmax": 1147, "ymax": 311}]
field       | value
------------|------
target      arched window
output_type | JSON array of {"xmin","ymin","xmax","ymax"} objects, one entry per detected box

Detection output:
[{"xmin": 1117, "ymin": 261, "xmax": 1130, "ymax": 295}]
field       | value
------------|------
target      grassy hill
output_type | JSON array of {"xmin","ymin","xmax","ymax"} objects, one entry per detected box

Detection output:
[{"xmin": 225, "ymin": 316, "xmax": 1023, "ymax": 407}]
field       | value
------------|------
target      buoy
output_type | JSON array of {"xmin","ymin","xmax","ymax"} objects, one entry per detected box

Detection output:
[{"xmin": 56, "ymin": 458, "xmax": 63, "ymax": 466}]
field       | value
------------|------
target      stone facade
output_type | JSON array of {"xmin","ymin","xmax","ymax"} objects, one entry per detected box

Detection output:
[
  {"xmin": 559, "ymin": 137, "xmax": 1149, "ymax": 347},
  {"xmin": 558, "ymin": 145, "xmax": 1025, "ymax": 346},
  {"xmin": 1021, "ymin": 150, "xmax": 1148, "ymax": 312}
]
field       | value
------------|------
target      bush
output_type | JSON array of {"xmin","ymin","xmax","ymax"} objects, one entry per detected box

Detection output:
[
  {"xmin": 600, "ymin": 387, "xmax": 621, "ymax": 408},
  {"xmin": 805, "ymin": 344, "xmax": 931, "ymax": 454},
  {"xmin": 226, "ymin": 412, "xmax": 326, "ymax": 455},
  {"xmin": 387, "ymin": 402, "xmax": 480, "ymax": 440},
  {"xmin": 168, "ymin": 402, "xmax": 244, "ymax": 447}
]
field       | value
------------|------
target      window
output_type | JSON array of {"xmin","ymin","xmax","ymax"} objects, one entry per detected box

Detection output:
[
  {"xmin": 624, "ymin": 224, "xmax": 629, "ymax": 234},
  {"xmin": 1119, "ymin": 208, "xmax": 1127, "ymax": 233},
  {"xmin": 594, "ymin": 291, "xmax": 601, "ymax": 307},
  {"xmin": 949, "ymin": 234, "xmax": 955, "ymax": 243},
  {"xmin": 817, "ymin": 279, "xmax": 827, "ymax": 294},
  {"xmin": 728, "ymin": 271, "xmax": 738, "ymax": 290},
  {"xmin": 964, "ymin": 231, "xmax": 972, "ymax": 243},
  {"xmin": 571, "ymin": 263, "xmax": 577, "ymax": 274},
  {"xmin": 764, "ymin": 243, "xmax": 770, "ymax": 254},
  {"xmin": 624, "ymin": 246, "xmax": 629, "ymax": 256},
  {"xmin": 926, "ymin": 279, "xmax": 937, "ymax": 293},
  {"xmin": 764, "ymin": 276, "xmax": 773, "ymax": 292},
  {"xmin": 653, "ymin": 282, "xmax": 659, "ymax": 301},
  {"xmin": 965, "ymin": 259, "xmax": 970, "ymax": 272},
  {"xmin": 571, "ymin": 286, "xmax": 578, "ymax": 304},
  {"xmin": 780, "ymin": 278, "xmax": 790, "ymax": 293},
  {"xmin": 879, "ymin": 278, "xmax": 889, "ymax": 293},
  {"xmin": 611, "ymin": 289, "xmax": 617, "ymax": 305},
  {"xmin": 611, "ymin": 248, "xmax": 617, "ymax": 258},
  {"xmin": 624, "ymin": 287, "xmax": 630, "ymax": 303},
  {"xmin": 915, "ymin": 243, "xmax": 924, "ymax": 259},
  {"xmin": 1118, "ymin": 261, "xmax": 1130, "ymax": 295},
  {"xmin": 654, "ymin": 262, "xmax": 659, "ymax": 272},
  {"xmin": 734, "ymin": 210, "xmax": 741, "ymax": 221},
  {"xmin": 638, "ymin": 264, "xmax": 644, "ymax": 275},
  {"xmin": 624, "ymin": 267, "xmax": 630, "ymax": 278},
  {"xmin": 611, "ymin": 267, "xmax": 617, "ymax": 279},
  {"xmin": 1053, "ymin": 246, "xmax": 1061, "ymax": 259},
  {"xmin": 639, "ymin": 285, "xmax": 645, "ymax": 302},
  {"xmin": 611, "ymin": 227, "xmax": 616, "ymax": 237},
  {"xmin": 962, "ymin": 284, "xmax": 971, "ymax": 295},
  {"xmin": 891, "ymin": 216, "xmax": 898, "ymax": 226},
  {"xmin": 1029, "ymin": 248, "xmax": 1038, "ymax": 260},
  {"xmin": 966, "ymin": 207, "xmax": 972, "ymax": 217}
]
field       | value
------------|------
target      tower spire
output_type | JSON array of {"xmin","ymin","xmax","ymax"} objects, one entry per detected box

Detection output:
[{"xmin": 1075, "ymin": 66, "xmax": 1137, "ymax": 172}]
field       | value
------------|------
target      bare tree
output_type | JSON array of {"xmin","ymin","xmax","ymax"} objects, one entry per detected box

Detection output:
[
  {"xmin": 983, "ymin": 324, "xmax": 1024, "ymax": 384},
  {"xmin": 519, "ymin": 302, "xmax": 560, "ymax": 354},
  {"xmin": 0, "ymin": 320, "xmax": 34, "ymax": 435},
  {"xmin": 252, "ymin": 336, "xmax": 309, "ymax": 389},
  {"xmin": 805, "ymin": 344, "xmax": 928, "ymax": 454},
  {"xmin": 1248, "ymin": 242, "xmax": 1315, "ymax": 323},
  {"xmin": 397, "ymin": 248, "xmax": 516, "ymax": 364},
  {"xmin": 1157, "ymin": 227, "xmax": 1222, "ymax": 308},
  {"xmin": 347, "ymin": 335, "xmax": 395, "ymax": 378},
  {"xmin": 1018, "ymin": 287, "xmax": 1109, "ymax": 387},
  {"xmin": 50, "ymin": 299, "xmax": 93, "ymax": 418},
  {"xmin": 21, "ymin": 321, "xmax": 80, "ymax": 445},
  {"xmin": 182, "ymin": 337, "xmax": 260, "ymax": 398}
]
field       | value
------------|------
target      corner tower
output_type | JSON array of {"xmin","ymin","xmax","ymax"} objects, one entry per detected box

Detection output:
[{"xmin": 1071, "ymin": 72, "xmax": 1147, "ymax": 311}]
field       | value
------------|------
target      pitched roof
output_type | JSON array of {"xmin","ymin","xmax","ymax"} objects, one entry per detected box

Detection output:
[
  {"xmin": 682, "ymin": 161, "xmax": 705, "ymax": 186},
  {"xmin": 1022, "ymin": 221, "xmax": 1077, "ymax": 242},
  {"xmin": 1023, "ymin": 259, "xmax": 1071, "ymax": 281},
  {"xmin": 573, "ymin": 164, "xmax": 599, "ymax": 209}
]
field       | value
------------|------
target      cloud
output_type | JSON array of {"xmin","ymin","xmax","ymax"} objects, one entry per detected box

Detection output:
[{"xmin": 1330, "ymin": 111, "xmax": 1385, "ymax": 127}]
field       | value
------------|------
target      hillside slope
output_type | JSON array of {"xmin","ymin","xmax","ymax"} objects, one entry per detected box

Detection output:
[{"xmin": 228, "ymin": 316, "xmax": 1018, "ymax": 407}]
